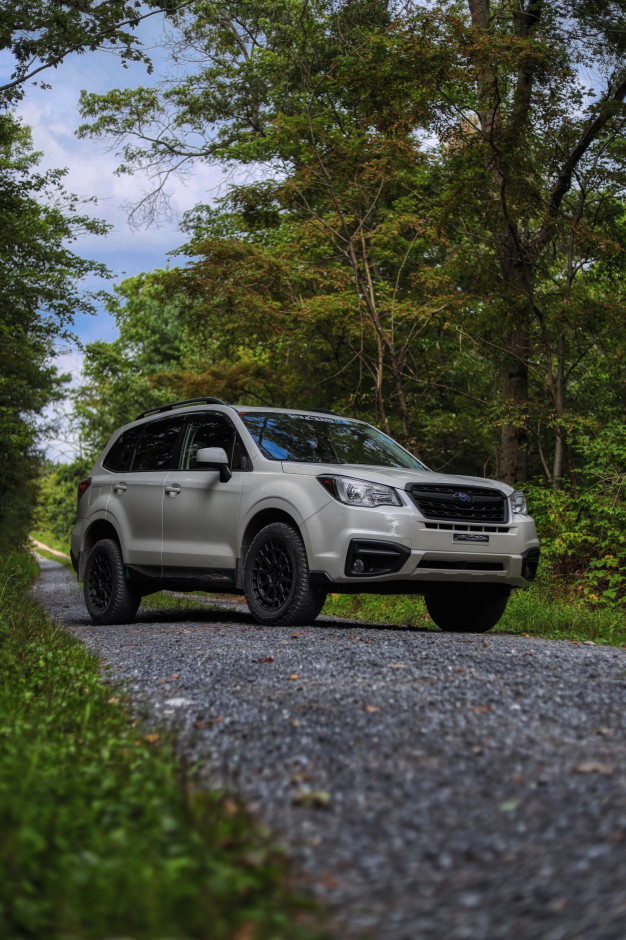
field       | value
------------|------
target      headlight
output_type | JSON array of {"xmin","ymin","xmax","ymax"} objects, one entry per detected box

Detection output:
[
  {"xmin": 317, "ymin": 474, "xmax": 402, "ymax": 508},
  {"xmin": 510, "ymin": 490, "xmax": 528, "ymax": 515}
]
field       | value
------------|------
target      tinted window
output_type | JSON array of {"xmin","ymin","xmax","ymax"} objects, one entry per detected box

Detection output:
[
  {"xmin": 102, "ymin": 425, "xmax": 143, "ymax": 472},
  {"xmin": 132, "ymin": 417, "xmax": 184, "ymax": 472},
  {"xmin": 180, "ymin": 414, "xmax": 248, "ymax": 470},
  {"xmin": 240, "ymin": 412, "xmax": 424, "ymax": 469}
]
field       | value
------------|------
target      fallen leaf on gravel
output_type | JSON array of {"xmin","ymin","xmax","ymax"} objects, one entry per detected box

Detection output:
[
  {"xmin": 292, "ymin": 632, "xmax": 306, "ymax": 638},
  {"xmin": 582, "ymin": 640, "xmax": 596, "ymax": 646},
  {"xmin": 194, "ymin": 721, "xmax": 208, "ymax": 729},
  {"xmin": 595, "ymin": 727, "xmax": 613, "ymax": 736},
  {"xmin": 499, "ymin": 799, "xmax": 521, "ymax": 812},
  {"xmin": 144, "ymin": 733, "xmax": 160, "ymax": 744},
  {"xmin": 388, "ymin": 663, "xmax": 406, "ymax": 669},
  {"xmin": 258, "ymin": 655, "xmax": 274, "ymax": 663},
  {"xmin": 289, "ymin": 673, "xmax": 299, "ymax": 680},
  {"xmin": 292, "ymin": 789, "xmax": 331, "ymax": 808},
  {"xmin": 363, "ymin": 705, "xmax": 380, "ymax": 713},
  {"xmin": 107, "ymin": 696, "xmax": 120, "ymax": 704},
  {"xmin": 575, "ymin": 762, "xmax": 616, "ymax": 775},
  {"xmin": 172, "ymin": 673, "xmax": 180, "ymax": 679},
  {"xmin": 472, "ymin": 705, "xmax": 492, "ymax": 713}
]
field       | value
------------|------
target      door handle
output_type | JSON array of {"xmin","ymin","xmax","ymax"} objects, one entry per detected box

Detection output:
[
  {"xmin": 113, "ymin": 482, "xmax": 127, "ymax": 494},
  {"xmin": 165, "ymin": 484, "xmax": 181, "ymax": 497}
]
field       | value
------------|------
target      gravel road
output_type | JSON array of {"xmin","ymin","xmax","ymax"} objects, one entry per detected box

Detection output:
[{"xmin": 31, "ymin": 558, "xmax": 626, "ymax": 940}]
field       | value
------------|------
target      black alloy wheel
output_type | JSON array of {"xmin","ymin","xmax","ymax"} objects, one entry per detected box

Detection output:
[
  {"xmin": 244, "ymin": 522, "xmax": 326, "ymax": 626},
  {"xmin": 83, "ymin": 538, "xmax": 140, "ymax": 625},
  {"xmin": 251, "ymin": 537, "xmax": 294, "ymax": 611}
]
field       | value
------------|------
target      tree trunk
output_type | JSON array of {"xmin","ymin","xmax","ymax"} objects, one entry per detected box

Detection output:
[{"xmin": 498, "ymin": 329, "xmax": 529, "ymax": 485}]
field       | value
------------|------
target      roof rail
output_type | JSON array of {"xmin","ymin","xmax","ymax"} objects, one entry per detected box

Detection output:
[{"xmin": 135, "ymin": 397, "xmax": 227, "ymax": 420}]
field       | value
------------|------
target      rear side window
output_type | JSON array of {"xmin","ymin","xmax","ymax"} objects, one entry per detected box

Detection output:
[
  {"xmin": 102, "ymin": 425, "xmax": 143, "ymax": 472},
  {"xmin": 132, "ymin": 417, "xmax": 184, "ymax": 472}
]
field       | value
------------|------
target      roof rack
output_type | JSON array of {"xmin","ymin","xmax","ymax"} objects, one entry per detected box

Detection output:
[
  {"xmin": 135, "ymin": 397, "xmax": 227, "ymax": 420},
  {"xmin": 232, "ymin": 405, "xmax": 338, "ymax": 416}
]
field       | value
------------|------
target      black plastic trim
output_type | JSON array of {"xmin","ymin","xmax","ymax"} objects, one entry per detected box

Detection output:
[
  {"xmin": 124, "ymin": 564, "xmax": 237, "ymax": 593},
  {"xmin": 135, "ymin": 397, "xmax": 227, "ymax": 420},
  {"xmin": 344, "ymin": 539, "xmax": 411, "ymax": 577},
  {"xmin": 521, "ymin": 547, "xmax": 541, "ymax": 581}
]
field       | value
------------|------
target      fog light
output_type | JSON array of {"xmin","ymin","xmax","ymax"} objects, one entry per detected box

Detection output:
[{"xmin": 352, "ymin": 558, "xmax": 365, "ymax": 574}]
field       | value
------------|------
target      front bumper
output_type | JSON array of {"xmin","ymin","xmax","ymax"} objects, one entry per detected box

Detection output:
[{"xmin": 304, "ymin": 500, "xmax": 540, "ymax": 591}]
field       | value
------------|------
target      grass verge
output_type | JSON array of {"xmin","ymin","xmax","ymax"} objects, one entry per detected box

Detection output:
[
  {"xmin": 322, "ymin": 580, "xmax": 626, "ymax": 647},
  {"xmin": 0, "ymin": 551, "xmax": 327, "ymax": 940}
]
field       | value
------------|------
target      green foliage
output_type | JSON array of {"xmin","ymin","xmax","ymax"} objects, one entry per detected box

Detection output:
[
  {"xmin": 73, "ymin": 272, "xmax": 187, "ymax": 457},
  {"xmin": 0, "ymin": 550, "xmax": 326, "ymax": 939},
  {"xmin": 525, "ymin": 422, "xmax": 626, "ymax": 607},
  {"xmin": 0, "ymin": 113, "xmax": 110, "ymax": 550},
  {"xmin": 33, "ymin": 459, "xmax": 91, "ymax": 551}
]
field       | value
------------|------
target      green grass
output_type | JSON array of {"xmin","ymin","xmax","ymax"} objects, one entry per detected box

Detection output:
[
  {"xmin": 0, "ymin": 551, "xmax": 327, "ymax": 940},
  {"xmin": 322, "ymin": 580, "xmax": 626, "ymax": 647}
]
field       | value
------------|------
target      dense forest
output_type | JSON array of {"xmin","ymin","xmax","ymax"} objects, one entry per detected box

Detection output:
[{"xmin": 2, "ymin": 1, "xmax": 625, "ymax": 607}]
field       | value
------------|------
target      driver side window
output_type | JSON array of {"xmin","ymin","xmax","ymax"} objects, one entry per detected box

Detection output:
[{"xmin": 180, "ymin": 413, "xmax": 248, "ymax": 470}]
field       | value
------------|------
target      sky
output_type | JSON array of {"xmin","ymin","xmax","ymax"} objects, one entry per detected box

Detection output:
[{"xmin": 2, "ymin": 14, "xmax": 225, "ymax": 460}]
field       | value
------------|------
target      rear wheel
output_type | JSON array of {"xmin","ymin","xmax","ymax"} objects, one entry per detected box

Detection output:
[
  {"xmin": 84, "ymin": 538, "xmax": 140, "ymax": 625},
  {"xmin": 244, "ymin": 522, "xmax": 326, "ymax": 626},
  {"xmin": 425, "ymin": 585, "xmax": 510, "ymax": 633}
]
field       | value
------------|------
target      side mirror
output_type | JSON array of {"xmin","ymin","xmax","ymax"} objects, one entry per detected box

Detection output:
[{"xmin": 195, "ymin": 447, "xmax": 232, "ymax": 482}]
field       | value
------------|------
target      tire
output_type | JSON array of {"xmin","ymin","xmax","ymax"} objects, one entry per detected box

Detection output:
[
  {"xmin": 244, "ymin": 522, "xmax": 326, "ymax": 626},
  {"xmin": 425, "ymin": 585, "xmax": 510, "ymax": 633},
  {"xmin": 83, "ymin": 538, "xmax": 141, "ymax": 625}
]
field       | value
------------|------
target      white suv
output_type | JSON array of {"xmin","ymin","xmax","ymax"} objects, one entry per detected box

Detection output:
[{"xmin": 71, "ymin": 398, "xmax": 540, "ymax": 632}]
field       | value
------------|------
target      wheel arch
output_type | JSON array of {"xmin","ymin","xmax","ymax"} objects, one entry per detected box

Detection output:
[
  {"xmin": 237, "ymin": 508, "xmax": 303, "ymax": 590},
  {"xmin": 78, "ymin": 519, "xmax": 122, "ymax": 581}
]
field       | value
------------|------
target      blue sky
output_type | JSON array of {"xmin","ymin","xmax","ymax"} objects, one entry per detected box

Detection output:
[{"xmin": 2, "ymin": 15, "xmax": 226, "ymax": 459}]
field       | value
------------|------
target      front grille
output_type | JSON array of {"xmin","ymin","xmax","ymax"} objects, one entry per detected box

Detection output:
[{"xmin": 406, "ymin": 483, "xmax": 508, "ymax": 523}]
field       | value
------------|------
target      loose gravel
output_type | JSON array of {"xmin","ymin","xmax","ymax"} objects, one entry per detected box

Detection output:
[{"xmin": 32, "ymin": 558, "xmax": 626, "ymax": 940}]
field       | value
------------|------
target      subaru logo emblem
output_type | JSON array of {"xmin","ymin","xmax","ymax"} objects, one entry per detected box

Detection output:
[{"xmin": 453, "ymin": 491, "xmax": 473, "ymax": 507}]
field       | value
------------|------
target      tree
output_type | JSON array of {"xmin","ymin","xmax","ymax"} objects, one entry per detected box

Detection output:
[
  {"xmin": 440, "ymin": 0, "xmax": 626, "ymax": 482},
  {"xmin": 73, "ymin": 271, "xmax": 187, "ymax": 456},
  {"xmin": 0, "ymin": 112, "xmax": 109, "ymax": 548}
]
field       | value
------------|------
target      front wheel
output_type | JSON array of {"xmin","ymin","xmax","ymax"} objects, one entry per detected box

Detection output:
[
  {"xmin": 425, "ymin": 585, "xmax": 510, "ymax": 633},
  {"xmin": 244, "ymin": 522, "xmax": 326, "ymax": 626},
  {"xmin": 83, "ymin": 538, "xmax": 140, "ymax": 625}
]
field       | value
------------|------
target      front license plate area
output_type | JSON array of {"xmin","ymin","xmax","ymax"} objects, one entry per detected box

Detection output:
[{"xmin": 453, "ymin": 533, "xmax": 489, "ymax": 543}]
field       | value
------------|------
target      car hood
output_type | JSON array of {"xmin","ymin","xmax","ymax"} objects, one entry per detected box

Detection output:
[{"xmin": 281, "ymin": 462, "xmax": 513, "ymax": 495}]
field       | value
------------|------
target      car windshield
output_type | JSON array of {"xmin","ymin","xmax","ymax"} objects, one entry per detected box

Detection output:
[{"xmin": 239, "ymin": 412, "xmax": 425, "ymax": 469}]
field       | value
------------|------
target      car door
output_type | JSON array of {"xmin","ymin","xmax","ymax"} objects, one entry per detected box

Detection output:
[
  {"xmin": 107, "ymin": 415, "xmax": 185, "ymax": 567},
  {"xmin": 161, "ymin": 411, "xmax": 249, "ymax": 571}
]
